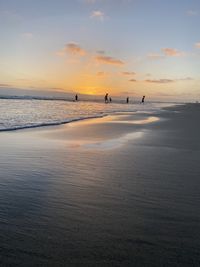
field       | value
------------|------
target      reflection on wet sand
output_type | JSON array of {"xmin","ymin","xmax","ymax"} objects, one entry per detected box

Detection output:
[
  {"xmin": 43, "ymin": 113, "xmax": 159, "ymax": 150},
  {"xmin": 109, "ymin": 116, "xmax": 159, "ymax": 125}
]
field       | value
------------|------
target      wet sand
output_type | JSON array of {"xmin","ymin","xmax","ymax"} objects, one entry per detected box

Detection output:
[{"xmin": 0, "ymin": 103, "xmax": 200, "ymax": 266}]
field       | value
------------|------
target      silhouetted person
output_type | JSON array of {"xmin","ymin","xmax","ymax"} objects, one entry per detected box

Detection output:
[
  {"xmin": 141, "ymin": 95, "xmax": 145, "ymax": 104},
  {"xmin": 75, "ymin": 94, "xmax": 78, "ymax": 101},
  {"xmin": 105, "ymin": 93, "xmax": 108, "ymax": 103},
  {"xmin": 126, "ymin": 97, "xmax": 129, "ymax": 103},
  {"xmin": 109, "ymin": 97, "xmax": 112, "ymax": 103}
]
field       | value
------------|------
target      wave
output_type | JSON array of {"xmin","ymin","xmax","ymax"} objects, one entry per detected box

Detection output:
[
  {"xmin": 0, "ymin": 114, "xmax": 108, "ymax": 132},
  {"xmin": 0, "ymin": 99, "xmax": 176, "ymax": 132}
]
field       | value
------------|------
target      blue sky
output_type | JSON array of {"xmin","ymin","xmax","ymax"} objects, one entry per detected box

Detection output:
[{"xmin": 0, "ymin": 0, "xmax": 200, "ymax": 100}]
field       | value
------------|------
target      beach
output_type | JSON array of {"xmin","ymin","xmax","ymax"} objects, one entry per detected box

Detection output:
[{"xmin": 0, "ymin": 103, "xmax": 200, "ymax": 266}]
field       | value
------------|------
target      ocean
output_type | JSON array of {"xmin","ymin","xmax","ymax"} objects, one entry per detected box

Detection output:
[{"xmin": 0, "ymin": 99, "xmax": 173, "ymax": 131}]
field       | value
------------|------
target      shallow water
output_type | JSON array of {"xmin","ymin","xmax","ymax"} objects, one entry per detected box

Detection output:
[{"xmin": 0, "ymin": 99, "xmax": 172, "ymax": 131}]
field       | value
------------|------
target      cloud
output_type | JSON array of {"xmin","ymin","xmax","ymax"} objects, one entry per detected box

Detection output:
[
  {"xmin": 57, "ymin": 43, "xmax": 86, "ymax": 56},
  {"xmin": 121, "ymin": 71, "xmax": 136, "ymax": 76},
  {"xmin": 96, "ymin": 50, "xmax": 106, "ymax": 55},
  {"xmin": 145, "ymin": 77, "xmax": 193, "ymax": 84},
  {"xmin": 187, "ymin": 10, "xmax": 198, "ymax": 16},
  {"xmin": 95, "ymin": 55, "xmax": 125, "ymax": 66},
  {"xmin": 1, "ymin": 10, "xmax": 22, "ymax": 21},
  {"xmin": 96, "ymin": 71, "xmax": 107, "ymax": 76},
  {"xmin": 195, "ymin": 42, "xmax": 200, "ymax": 48},
  {"xmin": 148, "ymin": 48, "xmax": 184, "ymax": 60},
  {"xmin": 148, "ymin": 53, "xmax": 164, "ymax": 59},
  {"xmin": 177, "ymin": 77, "xmax": 194, "ymax": 81},
  {"xmin": 65, "ymin": 43, "xmax": 86, "ymax": 55},
  {"xmin": 0, "ymin": 83, "xmax": 10, "ymax": 87},
  {"xmin": 162, "ymin": 48, "xmax": 183, "ymax": 57},
  {"xmin": 145, "ymin": 79, "xmax": 174, "ymax": 84},
  {"xmin": 85, "ymin": 0, "xmax": 96, "ymax": 3},
  {"xmin": 91, "ymin": 10, "xmax": 105, "ymax": 21},
  {"xmin": 22, "ymin": 32, "xmax": 33, "ymax": 39},
  {"xmin": 129, "ymin": 79, "xmax": 137, "ymax": 82}
]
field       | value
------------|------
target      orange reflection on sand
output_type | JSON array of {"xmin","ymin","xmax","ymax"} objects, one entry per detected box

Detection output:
[
  {"xmin": 110, "ymin": 116, "xmax": 159, "ymax": 125},
  {"xmin": 68, "ymin": 115, "xmax": 159, "ymax": 128}
]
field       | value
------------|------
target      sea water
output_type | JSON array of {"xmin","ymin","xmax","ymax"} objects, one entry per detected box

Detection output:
[{"xmin": 0, "ymin": 99, "xmax": 172, "ymax": 131}]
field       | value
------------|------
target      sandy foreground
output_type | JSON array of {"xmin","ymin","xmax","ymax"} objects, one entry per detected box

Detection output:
[{"xmin": 0, "ymin": 103, "xmax": 200, "ymax": 266}]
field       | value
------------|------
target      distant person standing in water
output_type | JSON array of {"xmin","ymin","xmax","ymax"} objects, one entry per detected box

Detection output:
[
  {"xmin": 141, "ymin": 95, "xmax": 145, "ymax": 104},
  {"xmin": 75, "ymin": 94, "xmax": 78, "ymax": 101},
  {"xmin": 104, "ymin": 93, "xmax": 108, "ymax": 103},
  {"xmin": 126, "ymin": 97, "xmax": 129, "ymax": 104},
  {"xmin": 109, "ymin": 97, "xmax": 112, "ymax": 103}
]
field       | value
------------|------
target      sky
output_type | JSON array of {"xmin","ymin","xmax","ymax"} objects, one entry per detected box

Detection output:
[{"xmin": 0, "ymin": 0, "xmax": 200, "ymax": 101}]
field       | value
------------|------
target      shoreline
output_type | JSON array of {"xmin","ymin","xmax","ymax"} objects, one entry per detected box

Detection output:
[{"xmin": 0, "ymin": 102, "xmax": 177, "ymax": 133}]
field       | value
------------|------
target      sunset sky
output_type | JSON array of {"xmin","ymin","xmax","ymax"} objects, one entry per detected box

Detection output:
[{"xmin": 0, "ymin": 0, "xmax": 200, "ymax": 100}]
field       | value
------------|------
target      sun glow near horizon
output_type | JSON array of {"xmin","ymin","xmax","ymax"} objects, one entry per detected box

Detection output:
[{"xmin": 0, "ymin": 0, "xmax": 200, "ymax": 101}]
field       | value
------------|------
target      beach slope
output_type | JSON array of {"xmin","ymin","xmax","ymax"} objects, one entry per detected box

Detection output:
[{"xmin": 0, "ymin": 103, "xmax": 200, "ymax": 266}]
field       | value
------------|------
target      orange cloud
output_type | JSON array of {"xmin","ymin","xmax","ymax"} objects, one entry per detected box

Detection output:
[
  {"xmin": 95, "ymin": 55, "xmax": 124, "ymax": 66},
  {"xmin": 148, "ymin": 48, "xmax": 184, "ymax": 59},
  {"xmin": 121, "ymin": 71, "xmax": 136, "ymax": 76},
  {"xmin": 57, "ymin": 43, "xmax": 86, "ymax": 56},
  {"xmin": 65, "ymin": 43, "xmax": 86, "ymax": 56},
  {"xmin": 0, "ymin": 83, "xmax": 10, "ymax": 87},
  {"xmin": 96, "ymin": 71, "xmax": 107, "ymax": 76},
  {"xmin": 162, "ymin": 48, "xmax": 183, "ymax": 57},
  {"xmin": 129, "ymin": 79, "xmax": 137, "ymax": 82},
  {"xmin": 195, "ymin": 42, "xmax": 200, "ymax": 48}
]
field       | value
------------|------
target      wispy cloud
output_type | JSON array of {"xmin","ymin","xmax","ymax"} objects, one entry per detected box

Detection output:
[
  {"xmin": 187, "ymin": 10, "xmax": 198, "ymax": 16},
  {"xmin": 65, "ymin": 43, "xmax": 86, "ymax": 55},
  {"xmin": 121, "ymin": 71, "xmax": 136, "ymax": 76},
  {"xmin": 96, "ymin": 71, "xmax": 107, "ymax": 76},
  {"xmin": 177, "ymin": 77, "xmax": 194, "ymax": 81},
  {"xmin": 195, "ymin": 42, "xmax": 200, "ymax": 48},
  {"xmin": 129, "ymin": 79, "xmax": 137, "ymax": 82},
  {"xmin": 0, "ymin": 83, "xmax": 10, "ymax": 87},
  {"xmin": 96, "ymin": 50, "xmax": 106, "ymax": 55},
  {"xmin": 1, "ymin": 10, "xmax": 22, "ymax": 21},
  {"xmin": 91, "ymin": 10, "xmax": 105, "ymax": 21},
  {"xmin": 145, "ymin": 79, "xmax": 174, "ymax": 84},
  {"xmin": 162, "ymin": 48, "xmax": 184, "ymax": 57},
  {"xmin": 85, "ymin": 0, "xmax": 96, "ymax": 3},
  {"xmin": 147, "ymin": 53, "xmax": 164, "ymax": 59},
  {"xmin": 148, "ymin": 48, "xmax": 184, "ymax": 59},
  {"xmin": 22, "ymin": 32, "xmax": 33, "ymax": 39},
  {"xmin": 57, "ymin": 43, "xmax": 86, "ymax": 56},
  {"xmin": 145, "ymin": 77, "xmax": 193, "ymax": 84},
  {"xmin": 95, "ymin": 55, "xmax": 125, "ymax": 66}
]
